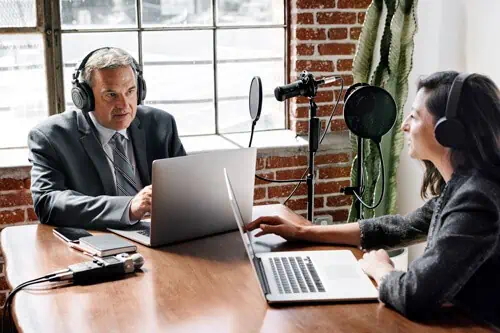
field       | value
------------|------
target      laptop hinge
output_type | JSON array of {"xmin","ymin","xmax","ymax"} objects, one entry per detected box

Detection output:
[{"xmin": 254, "ymin": 257, "xmax": 271, "ymax": 295}]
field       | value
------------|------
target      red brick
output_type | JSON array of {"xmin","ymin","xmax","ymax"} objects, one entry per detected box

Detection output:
[
  {"xmin": 296, "ymin": 60, "xmax": 334, "ymax": 72},
  {"xmin": 315, "ymin": 180, "xmax": 350, "ymax": 194},
  {"xmin": 27, "ymin": 208, "xmax": 38, "ymax": 221},
  {"xmin": 285, "ymin": 197, "xmax": 324, "ymax": 211},
  {"xmin": 0, "ymin": 275, "xmax": 9, "ymax": 290},
  {"xmin": 256, "ymin": 157, "xmax": 265, "ymax": 171},
  {"xmin": 330, "ymin": 119, "xmax": 349, "ymax": 131},
  {"xmin": 268, "ymin": 184, "xmax": 308, "ymax": 198},
  {"xmin": 0, "ymin": 209, "xmax": 25, "ymax": 224},
  {"xmin": 0, "ymin": 179, "xmax": 24, "ymax": 191},
  {"xmin": 276, "ymin": 168, "xmax": 308, "ymax": 180},
  {"xmin": 293, "ymin": 104, "xmax": 342, "ymax": 118},
  {"xmin": 254, "ymin": 188, "xmax": 266, "ymax": 200},
  {"xmin": 332, "ymin": 74, "xmax": 354, "ymax": 86},
  {"xmin": 296, "ymin": 90, "xmax": 334, "ymax": 104},
  {"xmin": 296, "ymin": 44, "xmax": 315, "ymax": 56},
  {"xmin": 338, "ymin": 0, "xmax": 372, "ymax": 9},
  {"xmin": 358, "ymin": 12, "xmax": 366, "ymax": 24},
  {"xmin": 315, "ymin": 153, "xmax": 350, "ymax": 165},
  {"xmin": 323, "ymin": 209, "xmax": 349, "ymax": 221},
  {"xmin": 0, "ymin": 192, "xmax": 33, "ymax": 207},
  {"xmin": 319, "ymin": 166, "xmax": 351, "ymax": 179},
  {"xmin": 334, "ymin": 89, "xmax": 347, "ymax": 101},
  {"xmin": 255, "ymin": 172, "xmax": 274, "ymax": 185},
  {"xmin": 296, "ymin": 0, "xmax": 336, "ymax": 9},
  {"xmin": 318, "ymin": 43, "xmax": 356, "ymax": 55},
  {"xmin": 337, "ymin": 59, "xmax": 353, "ymax": 71},
  {"xmin": 267, "ymin": 156, "xmax": 308, "ymax": 169},
  {"xmin": 295, "ymin": 13, "xmax": 314, "ymax": 24},
  {"xmin": 317, "ymin": 12, "xmax": 357, "ymax": 25},
  {"xmin": 296, "ymin": 28, "xmax": 326, "ymax": 41},
  {"xmin": 292, "ymin": 120, "xmax": 309, "ymax": 135},
  {"xmin": 23, "ymin": 178, "xmax": 31, "ymax": 189},
  {"xmin": 327, "ymin": 195, "xmax": 353, "ymax": 207},
  {"xmin": 254, "ymin": 200, "xmax": 280, "ymax": 206},
  {"xmin": 350, "ymin": 27, "xmax": 362, "ymax": 40},
  {"xmin": 328, "ymin": 28, "xmax": 348, "ymax": 40}
]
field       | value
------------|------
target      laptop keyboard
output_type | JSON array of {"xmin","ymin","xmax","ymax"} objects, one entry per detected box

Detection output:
[
  {"xmin": 269, "ymin": 256, "xmax": 326, "ymax": 294},
  {"xmin": 124, "ymin": 221, "xmax": 150, "ymax": 237}
]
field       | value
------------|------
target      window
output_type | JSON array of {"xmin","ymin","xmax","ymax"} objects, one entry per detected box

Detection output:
[{"xmin": 0, "ymin": 0, "xmax": 287, "ymax": 149}]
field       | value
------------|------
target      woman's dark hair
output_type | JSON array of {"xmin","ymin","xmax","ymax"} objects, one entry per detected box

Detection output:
[{"xmin": 417, "ymin": 71, "xmax": 500, "ymax": 198}]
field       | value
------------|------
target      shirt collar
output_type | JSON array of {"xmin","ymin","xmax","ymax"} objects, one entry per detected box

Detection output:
[{"xmin": 88, "ymin": 112, "xmax": 129, "ymax": 145}]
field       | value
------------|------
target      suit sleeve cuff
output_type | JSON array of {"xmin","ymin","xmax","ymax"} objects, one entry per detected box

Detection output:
[{"xmin": 120, "ymin": 198, "xmax": 139, "ymax": 226}]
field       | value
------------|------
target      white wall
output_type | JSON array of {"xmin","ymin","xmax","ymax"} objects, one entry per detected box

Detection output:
[{"xmin": 396, "ymin": 0, "xmax": 467, "ymax": 262}]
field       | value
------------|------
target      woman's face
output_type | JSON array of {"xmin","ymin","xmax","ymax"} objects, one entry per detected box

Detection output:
[{"xmin": 401, "ymin": 88, "xmax": 448, "ymax": 161}]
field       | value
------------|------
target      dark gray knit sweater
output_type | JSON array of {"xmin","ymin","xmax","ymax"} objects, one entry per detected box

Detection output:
[{"xmin": 359, "ymin": 170, "xmax": 500, "ymax": 327}]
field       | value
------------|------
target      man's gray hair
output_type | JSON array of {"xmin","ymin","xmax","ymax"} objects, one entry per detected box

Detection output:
[{"xmin": 82, "ymin": 47, "xmax": 137, "ymax": 87}]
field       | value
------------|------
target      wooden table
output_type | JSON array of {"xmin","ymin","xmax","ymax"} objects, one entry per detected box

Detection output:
[{"xmin": 1, "ymin": 205, "xmax": 494, "ymax": 333}]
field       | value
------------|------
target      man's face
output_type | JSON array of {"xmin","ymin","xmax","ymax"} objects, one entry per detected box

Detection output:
[{"xmin": 91, "ymin": 66, "xmax": 137, "ymax": 131}]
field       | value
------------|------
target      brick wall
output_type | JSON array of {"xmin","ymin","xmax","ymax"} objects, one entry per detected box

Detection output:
[
  {"xmin": 0, "ymin": 0, "xmax": 370, "ymax": 309},
  {"xmin": 289, "ymin": 0, "xmax": 368, "ymax": 135}
]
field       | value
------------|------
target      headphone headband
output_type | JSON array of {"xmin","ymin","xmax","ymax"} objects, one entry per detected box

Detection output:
[
  {"xmin": 71, "ymin": 47, "xmax": 147, "ymax": 112},
  {"xmin": 445, "ymin": 72, "xmax": 471, "ymax": 119}
]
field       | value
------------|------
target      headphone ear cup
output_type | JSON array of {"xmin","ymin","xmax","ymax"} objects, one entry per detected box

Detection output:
[
  {"xmin": 137, "ymin": 75, "xmax": 147, "ymax": 104},
  {"xmin": 435, "ymin": 117, "xmax": 465, "ymax": 149},
  {"xmin": 71, "ymin": 81, "xmax": 94, "ymax": 113}
]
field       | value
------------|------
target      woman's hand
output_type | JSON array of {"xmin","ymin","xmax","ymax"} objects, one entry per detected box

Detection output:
[
  {"xmin": 245, "ymin": 215, "xmax": 313, "ymax": 241},
  {"xmin": 358, "ymin": 249, "xmax": 395, "ymax": 285}
]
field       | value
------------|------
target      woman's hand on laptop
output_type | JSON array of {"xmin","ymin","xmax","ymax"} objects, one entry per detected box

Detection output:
[
  {"xmin": 245, "ymin": 215, "xmax": 313, "ymax": 240},
  {"xmin": 129, "ymin": 185, "xmax": 152, "ymax": 221}
]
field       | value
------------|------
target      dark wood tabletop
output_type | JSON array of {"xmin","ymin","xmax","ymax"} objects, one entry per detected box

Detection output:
[{"xmin": 1, "ymin": 204, "xmax": 495, "ymax": 333}]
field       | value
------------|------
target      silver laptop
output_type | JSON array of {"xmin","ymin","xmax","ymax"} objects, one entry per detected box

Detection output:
[
  {"xmin": 108, "ymin": 148, "xmax": 256, "ymax": 247},
  {"xmin": 224, "ymin": 168, "xmax": 378, "ymax": 303}
]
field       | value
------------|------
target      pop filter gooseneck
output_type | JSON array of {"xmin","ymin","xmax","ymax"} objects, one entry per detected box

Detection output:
[{"xmin": 343, "ymin": 84, "xmax": 397, "ymax": 212}]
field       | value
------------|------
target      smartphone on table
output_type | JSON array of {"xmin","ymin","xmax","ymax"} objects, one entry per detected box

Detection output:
[{"xmin": 53, "ymin": 227, "xmax": 93, "ymax": 243}]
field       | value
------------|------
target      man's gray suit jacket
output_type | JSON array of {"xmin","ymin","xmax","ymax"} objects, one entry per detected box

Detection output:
[{"xmin": 28, "ymin": 106, "xmax": 186, "ymax": 229}]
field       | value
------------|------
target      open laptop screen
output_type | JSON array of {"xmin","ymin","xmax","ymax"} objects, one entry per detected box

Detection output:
[{"xmin": 224, "ymin": 168, "xmax": 259, "ymax": 263}]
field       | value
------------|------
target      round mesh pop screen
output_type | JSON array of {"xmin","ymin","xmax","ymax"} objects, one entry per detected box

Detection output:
[{"xmin": 344, "ymin": 85, "xmax": 396, "ymax": 142}]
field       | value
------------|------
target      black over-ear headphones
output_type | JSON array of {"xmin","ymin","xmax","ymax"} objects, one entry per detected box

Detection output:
[
  {"xmin": 434, "ymin": 72, "xmax": 470, "ymax": 149},
  {"xmin": 71, "ymin": 47, "xmax": 147, "ymax": 113}
]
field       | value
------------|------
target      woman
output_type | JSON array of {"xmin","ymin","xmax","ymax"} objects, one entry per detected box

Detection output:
[{"xmin": 246, "ymin": 71, "xmax": 500, "ymax": 327}]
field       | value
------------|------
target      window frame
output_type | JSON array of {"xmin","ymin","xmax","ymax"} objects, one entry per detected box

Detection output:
[{"xmin": 1, "ymin": 0, "xmax": 289, "ymax": 140}]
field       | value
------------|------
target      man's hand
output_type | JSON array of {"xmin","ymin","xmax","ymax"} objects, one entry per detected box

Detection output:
[
  {"xmin": 358, "ymin": 249, "xmax": 395, "ymax": 285},
  {"xmin": 245, "ymin": 215, "xmax": 313, "ymax": 240},
  {"xmin": 129, "ymin": 185, "xmax": 152, "ymax": 221}
]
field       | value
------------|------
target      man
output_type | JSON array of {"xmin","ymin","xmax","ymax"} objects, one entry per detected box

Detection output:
[{"xmin": 28, "ymin": 47, "xmax": 186, "ymax": 229}]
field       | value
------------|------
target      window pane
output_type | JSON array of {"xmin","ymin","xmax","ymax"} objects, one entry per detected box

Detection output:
[
  {"xmin": 217, "ymin": 28, "xmax": 284, "ymax": 133},
  {"xmin": 61, "ymin": 32, "xmax": 139, "ymax": 110},
  {"xmin": 0, "ymin": 0, "xmax": 36, "ymax": 27},
  {"xmin": 142, "ymin": 31, "xmax": 215, "ymax": 135},
  {"xmin": 217, "ymin": 0, "xmax": 284, "ymax": 25},
  {"xmin": 0, "ymin": 34, "xmax": 47, "ymax": 148},
  {"xmin": 143, "ymin": 0, "xmax": 212, "ymax": 26},
  {"xmin": 60, "ymin": 0, "xmax": 137, "ymax": 29}
]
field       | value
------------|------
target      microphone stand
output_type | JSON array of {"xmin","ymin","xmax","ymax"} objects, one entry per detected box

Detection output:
[{"xmin": 307, "ymin": 97, "xmax": 320, "ymax": 221}]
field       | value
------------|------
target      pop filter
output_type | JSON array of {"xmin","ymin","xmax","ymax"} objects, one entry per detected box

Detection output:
[
  {"xmin": 249, "ymin": 76, "xmax": 263, "ymax": 122},
  {"xmin": 344, "ymin": 84, "xmax": 397, "ymax": 142}
]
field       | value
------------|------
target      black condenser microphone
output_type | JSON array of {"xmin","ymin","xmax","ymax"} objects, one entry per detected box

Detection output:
[
  {"xmin": 50, "ymin": 253, "xmax": 145, "ymax": 285},
  {"xmin": 274, "ymin": 79, "xmax": 308, "ymax": 101},
  {"xmin": 274, "ymin": 71, "xmax": 341, "ymax": 102}
]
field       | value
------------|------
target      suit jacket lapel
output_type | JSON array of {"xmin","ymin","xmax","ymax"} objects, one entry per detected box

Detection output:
[
  {"xmin": 129, "ymin": 116, "xmax": 150, "ymax": 186},
  {"xmin": 77, "ymin": 111, "xmax": 117, "ymax": 196}
]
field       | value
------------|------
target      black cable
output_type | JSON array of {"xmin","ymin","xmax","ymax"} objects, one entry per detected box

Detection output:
[
  {"xmin": 352, "ymin": 140, "xmax": 385, "ymax": 209},
  {"xmin": 283, "ymin": 77, "xmax": 344, "ymax": 204},
  {"xmin": 2, "ymin": 277, "xmax": 51, "ymax": 333}
]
